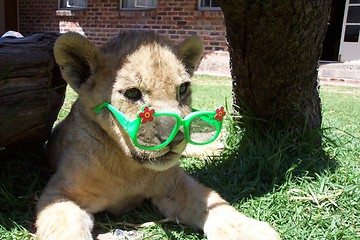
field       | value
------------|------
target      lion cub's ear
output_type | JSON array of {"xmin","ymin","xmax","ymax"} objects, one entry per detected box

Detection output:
[
  {"xmin": 176, "ymin": 36, "xmax": 204, "ymax": 76},
  {"xmin": 54, "ymin": 32, "xmax": 100, "ymax": 93}
]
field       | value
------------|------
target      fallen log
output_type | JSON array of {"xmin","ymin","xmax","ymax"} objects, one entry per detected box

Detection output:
[{"xmin": 0, "ymin": 32, "xmax": 66, "ymax": 148}]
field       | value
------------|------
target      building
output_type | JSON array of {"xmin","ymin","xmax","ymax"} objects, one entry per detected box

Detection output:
[
  {"xmin": 0, "ymin": 0, "xmax": 359, "ymax": 61},
  {"xmin": 338, "ymin": 0, "xmax": 360, "ymax": 61},
  {"xmin": 322, "ymin": 0, "xmax": 360, "ymax": 62},
  {"xmin": 1, "ymin": 0, "xmax": 226, "ymax": 54}
]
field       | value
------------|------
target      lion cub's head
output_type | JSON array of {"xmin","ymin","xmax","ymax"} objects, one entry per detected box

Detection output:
[{"xmin": 54, "ymin": 31, "xmax": 203, "ymax": 171}]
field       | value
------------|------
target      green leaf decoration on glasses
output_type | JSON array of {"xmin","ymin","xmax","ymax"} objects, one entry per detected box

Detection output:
[{"xmin": 94, "ymin": 103, "xmax": 225, "ymax": 151}]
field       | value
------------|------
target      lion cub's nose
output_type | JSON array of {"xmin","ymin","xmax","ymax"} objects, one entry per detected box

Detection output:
[
  {"xmin": 155, "ymin": 115, "xmax": 185, "ymax": 148},
  {"xmin": 168, "ymin": 130, "xmax": 185, "ymax": 148}
]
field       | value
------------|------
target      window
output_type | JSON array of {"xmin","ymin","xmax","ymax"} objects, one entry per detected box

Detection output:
[
  {"xmin": 59, "ymin": 0, "xmax": 87, "ymax": 9},
  {"xmin": 344, "ymin": 25, "xmax": 360, "ymax": 42},
  {"xmin": 198, "ymin": 0, "xmax": 221, "ymax": 10},
  {"xmin": 120, "ymin": 0, "xmax": 157, "ymax": 10}
]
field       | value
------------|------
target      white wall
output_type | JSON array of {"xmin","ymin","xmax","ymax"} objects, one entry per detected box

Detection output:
[{"xmin": 339, "ymin": 0, "xmax": 360, "ymax": 61}]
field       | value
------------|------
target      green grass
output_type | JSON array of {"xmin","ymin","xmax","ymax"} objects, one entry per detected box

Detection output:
[
  {"xmin": 0, "ymin": 75, "xmax": 359, "ymax": 239},
  {"xmin": 54, "ymin": 86, "xmax": 77, "ymax": 125},
  {"xmin": 191, "ymin": 74, "xmax": 232, "ymax": 110}
]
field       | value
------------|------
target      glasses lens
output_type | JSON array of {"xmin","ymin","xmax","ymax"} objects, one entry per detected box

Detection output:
[
  {"xmin": 189, "ymin": 114, "xmax": 218, "ymax": 144},
  {"xmin": 136, "ymin": 116, "xmax": 178, "ymax": 148}
]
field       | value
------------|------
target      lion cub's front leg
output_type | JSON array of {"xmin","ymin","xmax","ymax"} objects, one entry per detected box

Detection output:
[
  {"xmin": 36, "ymin": 184, "xmax": 94, "ymax": 240},
  {"xmin": 151, "ymin": 167, "xmax": 280, "ymax": 240}
]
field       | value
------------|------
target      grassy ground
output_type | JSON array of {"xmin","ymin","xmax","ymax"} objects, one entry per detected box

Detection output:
[{"xmin": 0, "ymin": 75, "xmax": 359, "ymax": 239}]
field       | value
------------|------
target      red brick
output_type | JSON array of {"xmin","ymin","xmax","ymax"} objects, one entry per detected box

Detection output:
[{"xmin": 18, "ymin": 0, "xmax": 227, "ymax": 53}]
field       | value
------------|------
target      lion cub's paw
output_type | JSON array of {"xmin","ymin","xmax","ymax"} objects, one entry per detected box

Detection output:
[
  {"xmin": 204, "ymin": 208, "xmax": 280, "ymax": 240},
  {"xmin": 36, "ymin": 201, "xmax": 94, "ymax": 240}
]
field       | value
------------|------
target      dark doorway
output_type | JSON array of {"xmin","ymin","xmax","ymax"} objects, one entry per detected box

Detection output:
[
  {"xmin": 321, "ymin": 0, "xmax": 346, "ymax": 61},
  {"xmin": 4, "ymin": 0, "xmax": 18, "ymax": 32}
]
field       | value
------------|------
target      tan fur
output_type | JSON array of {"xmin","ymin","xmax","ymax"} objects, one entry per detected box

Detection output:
[{"xmin": 36, "ymin": 31, "xmax": 280, "ymax": 240}]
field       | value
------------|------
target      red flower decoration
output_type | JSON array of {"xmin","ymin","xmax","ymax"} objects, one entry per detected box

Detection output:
[
  {"xmin": 138, "ymin": 106, "xmax": 155, "ymax": 124},
  {"xmin": 214, "ymin": 106, "xmax": 226, "ymax": 121}
]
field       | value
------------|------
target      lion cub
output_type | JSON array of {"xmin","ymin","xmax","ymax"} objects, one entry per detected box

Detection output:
[{"xmin": 36, "ymin": 31, "xmax": 280, "ymax": 240}]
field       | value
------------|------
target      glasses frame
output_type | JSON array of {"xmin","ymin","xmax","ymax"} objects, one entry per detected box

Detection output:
[{"xmin": 94, "ymin": 103, "xmax": 225, "ymax": 151}]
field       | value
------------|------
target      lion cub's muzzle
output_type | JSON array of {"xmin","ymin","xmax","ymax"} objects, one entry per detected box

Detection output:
[
  {"xmin": 134, "ymin": 116, "xmax": 187, "ymax": 171},
  {"xmin": 137, "ymin": 116, "xmax": 185, "ymax": 149},
  {"xmin": 166, "ymin": 130, "xmax": 185, "ymax": 148}
]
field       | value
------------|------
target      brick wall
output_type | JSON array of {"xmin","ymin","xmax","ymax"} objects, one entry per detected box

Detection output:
[{"xmin": 18, "ymin": 0, "xmax": 227, "ymax": 53}]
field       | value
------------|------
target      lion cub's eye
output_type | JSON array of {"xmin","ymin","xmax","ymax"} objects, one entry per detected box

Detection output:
[
  {"xmin": 124, "ymin": 88, "xmax": 142, "ymax": 101},
  {"xmin": 179, "ymin": 82, "xmax": 190, "ymax": 98}
]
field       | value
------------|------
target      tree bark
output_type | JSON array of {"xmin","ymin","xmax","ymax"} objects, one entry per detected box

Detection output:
[
  {"xmin": 0, "ymin": 33, "xmax": 66, "ymax": 148},
  {"xmin": 221, "ymin": 1, "xmax": 331, "ymax": 134}
]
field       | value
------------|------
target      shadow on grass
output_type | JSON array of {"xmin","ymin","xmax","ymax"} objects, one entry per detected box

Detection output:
[
  {"xmin": 0, "ymin": 145, "xmax": 52, "ymax": 234},
  {"xmin": 187, "ymin": 119, "xmax": 339, "ymax": 204}
]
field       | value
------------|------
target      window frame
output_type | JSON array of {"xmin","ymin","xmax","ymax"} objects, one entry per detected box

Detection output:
[
  {"xmin": 197, "ymin": 0, "xmax": 221, "ymax": 11},
  {"xmin": 120, "ymin": 0, "xmax": 158, "ymax": 11},
  {"xmin": 58, "ymin": 0, "xmax": 88, "ymax": 9}
]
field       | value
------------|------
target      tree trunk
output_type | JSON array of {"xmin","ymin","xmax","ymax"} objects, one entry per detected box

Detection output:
[
  {"xmin": 0, "ymin": 33, "xmax": 66, "ymax": 148},
  {"xmin": 221, "ymin": 1, "xmax": 331, "ymax": 135}
]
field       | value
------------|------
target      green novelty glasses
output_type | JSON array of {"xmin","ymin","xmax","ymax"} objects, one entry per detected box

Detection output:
[{"xmin": 94, "ymin": 103, "xmax": 226, "ymax": 151}]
